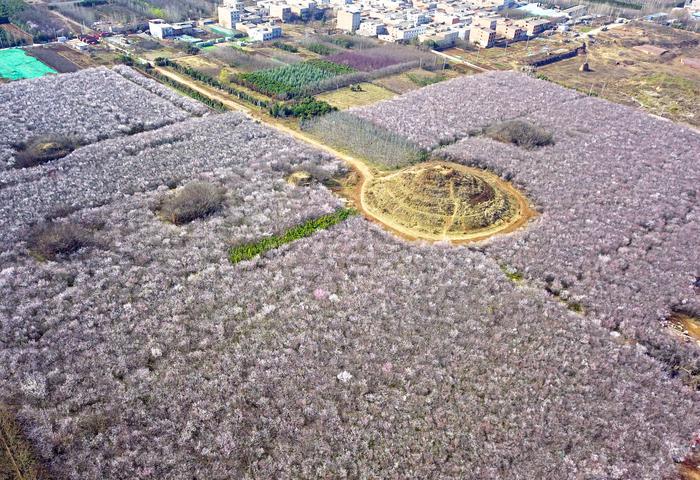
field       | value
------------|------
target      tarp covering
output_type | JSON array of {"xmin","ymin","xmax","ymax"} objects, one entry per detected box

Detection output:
[{"xmin": 0, "ymin": 48, "xmax": 56, "ymax": 80}]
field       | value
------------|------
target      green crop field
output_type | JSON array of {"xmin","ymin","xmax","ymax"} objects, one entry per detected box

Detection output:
[{"xmin": 239, "ymin": 59, "xmax": 354, "ymax": 96}]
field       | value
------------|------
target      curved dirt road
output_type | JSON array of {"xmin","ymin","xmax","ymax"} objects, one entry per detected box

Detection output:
[{"xmin": 152, "ymin": 68, "xmax": 534, "ymax": 243}]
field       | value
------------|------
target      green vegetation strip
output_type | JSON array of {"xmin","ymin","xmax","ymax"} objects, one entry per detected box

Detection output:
[
  {"xmin": 134, "ymin": 63, "xmax": 228, "ymax": 112},
  {"xmin": 587, "ymin": 0, "xmax": 642, "ymax": 9},
  {"xmin": 155, "ymin": 58, "xmax": 270, "ymax": 108},
  {"xmin": 229, "ymin": 208, "xmax": 355, "ymax": 263}
]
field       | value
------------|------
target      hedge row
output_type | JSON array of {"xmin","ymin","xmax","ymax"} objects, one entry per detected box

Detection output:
[
  {"xmin": 229, "ymin": 208, "xmax": 355, "ymax": 263},
  {"xmin": 155, "ymin": 58, "xmax": 271, "ymax": 108},
  {"xmin": 135, "ymin": 64, "xmax": 228, "ymax": 112}
]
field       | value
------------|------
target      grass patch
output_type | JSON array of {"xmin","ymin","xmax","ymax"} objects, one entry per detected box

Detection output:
[
  {"xmin": 305, "ymin": 42, "xmax": 334, "ymax": 56},
  {"xmin": 500, "ymin": 264, "xmax": 523, "ymax": 282},
  {"xmin": 0, "ymin": 404, "xmax": 48, "ymax": 480},
  {"xmin": 484, "ymin": 120, "xmax": 554, "ymax": 150},
  {"xmin": 567, "ymin": 302, "xmax": 584, "ymax": 314},
  {"xmin": 406, "ymin": 72, "xmax": 446, "ymax": 87},
  {"xmin": 272, "ymin": 41, "xmax": 298, "ymax": 53},
  {"xmin": 316, "ymin": 82, "xmax": 395, "ymax": 109},
  {"xmin": 158, "ymin": 181, "xmax": 225, "ymax": 225},
  {"xmin": 229, "ymin": 208, "xmax": 355, "ymax": 263},
  {"xmin": 13, "ymin": 134, "xmax": 75, "ymax": 169},
  {"xmin": 27, "ymin": 221, "xmax": 91, "ymax": 260}
]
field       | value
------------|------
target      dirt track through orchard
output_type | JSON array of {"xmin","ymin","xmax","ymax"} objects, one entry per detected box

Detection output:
[{"xmin": 153, "ymin": 68, "xmax": 535, "ymax": 243}]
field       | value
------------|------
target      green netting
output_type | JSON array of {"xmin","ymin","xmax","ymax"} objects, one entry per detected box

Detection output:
[
  {"xmin": 0, "ymin": 48, "xmax": 56, "ymax": 80},
  {"xmin": 208, "ymin": 25, "xmax": 238, "ymax": 36}
]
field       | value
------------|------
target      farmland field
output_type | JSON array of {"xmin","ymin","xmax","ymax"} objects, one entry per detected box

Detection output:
[
  {"xmin": 352, "ymin": 70, "xmax": 700, "ymax": 393},
  {"xmin": 177, "ymin": 54, "xmax": 223, "ymax": 78},
  {"xmin": 316, "ymin": 82, "xmax": 395, "ymax": 109},
  {"xmin": 204, "ymin": 44, "xmax": 285, "ymax": 72},
  {"xmin": 239, "ymin": 59, "xmax": 354, "ymax": 96},
  {"xmin": 373, "ymin": 67, "xmax": 458, "ymax": 93},
  {"xmin": 27, "ymin": 45, "xmax": 83, "ymax": 73},
  {"xmin": 327, "ymin": 46, "xmax": 439, "ymax": 72},
  {"xmin": 0, "ymin": 66, "xmax": 206, "ymax": 170},
  {"xmin": 538, "ymin": 22, "xmax": 700, "ymax": 127}
]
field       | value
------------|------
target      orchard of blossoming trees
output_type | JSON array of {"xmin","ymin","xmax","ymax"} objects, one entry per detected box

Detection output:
[
  {"xmin": 355, "ymin": 71, "xmax": 700, "ymax": 385},
  {"xmin": 351, "ymin": 71, "xmax": 581, "ymax": 149},
  {"xmin": 0, "ymin": 68, "xmax": 698, "ymax": 479},
  {"xmin": 0, "ymin": 66, "xmax": 207, "ymax": 171}
]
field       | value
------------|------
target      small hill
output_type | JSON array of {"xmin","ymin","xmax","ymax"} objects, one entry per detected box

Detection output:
[{"xmin": 364, "ymin": 162, "xmax": 524, "ymax": 239}]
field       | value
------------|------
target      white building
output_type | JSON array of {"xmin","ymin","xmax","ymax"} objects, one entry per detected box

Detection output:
[
  {"xmin": 384, "ymin": 23, "xmax": 427, "ymax": 41},
  {"xmin": 419, "ymin": 28, "xmax": 458, "ymax": 47},
  {"xmin": 218, "ymin": 6, "xmax": 241, "ymax": 29},
  {"xmin": 269, "ymin": 3, "xmax": 293, "ymax": 21},
  {"xmin": 148, "ymin": 19, "xmax": 173, "ymax": 39},
  {"xmin": 337, "ymin": 8, "xmax": 362, "ymax": 31},
  {"xmin": 148, "ymin": 19, "xmax": 195, "ymax": 39},
  {"xmin": 357, "ymin": 20, "xmax": 387, "ymax": 36},
  {"xmin": 247, "ymin": 23, "xmax": 282, "ymax": 41}
]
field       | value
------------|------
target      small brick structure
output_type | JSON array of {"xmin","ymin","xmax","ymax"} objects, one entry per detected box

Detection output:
[{"xmin": 632, "ymin": 44, "xmax": 669, "ymax": 56}]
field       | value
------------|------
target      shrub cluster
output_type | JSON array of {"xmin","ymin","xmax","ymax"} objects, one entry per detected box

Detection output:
[
  {"xmin": 269, "ymin": 97, "xmax": 337, "ymax": 120},
  {"xmin": 158, "ymin": 181, "xmax": 225, "ymax": 225},
  {"xmin": 27, "ymin": 221, "xmax": 91, "ymax": 260},
  {"xmin": 13, "ymin": 134, "xmax": 76, "ymax": 169},
  {"xmin": 484, "ymin": 120, "xmax": 554, "ymax": 150},
  {"xmin": 272, "ymin": 41, "xmax": 299, "ymax": 53},
  {"xmin": 304, "ymin": 42, "xmax": 335, "ymax": 56}
]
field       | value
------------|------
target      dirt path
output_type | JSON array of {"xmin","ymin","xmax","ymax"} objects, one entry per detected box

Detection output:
[
  {"xmin": 443, "ymin": 180, "xmax": 459, "ymax": 237},
  {"xmin": 153, "ymin": 68, "xmax": 534, "ymax": 243},
  {"xmin": 431, "ymin": 50, "xmax": 490, "ymax": 73},
  {"xmin": 48, "ymin": 8, "xmax": 93, "ymax": 34}
]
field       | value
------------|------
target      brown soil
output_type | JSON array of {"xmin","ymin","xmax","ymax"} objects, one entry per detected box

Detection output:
[{"xmin": 668, "ymin": 311, "xmax": 700, "ymax": 346}]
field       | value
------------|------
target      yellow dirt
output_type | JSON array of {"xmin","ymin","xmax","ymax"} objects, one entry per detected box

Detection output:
[
  {"xmin": 363, "ymin": 161, "xmax": 534, "ymax": 242},
  {"xmin": 668, "ymin": 312, "xmax": 700, "ymax": 346}
]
